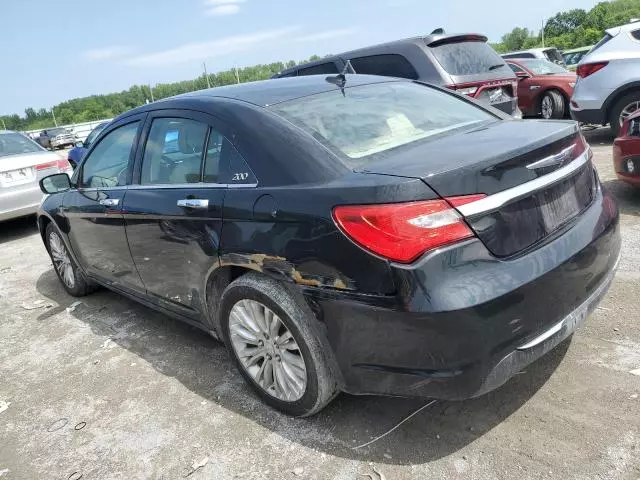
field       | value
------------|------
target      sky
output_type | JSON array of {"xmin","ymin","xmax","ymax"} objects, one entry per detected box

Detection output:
[{"xmin": 1, "ymin": 0, "xmax": 601, "ymax": 116}]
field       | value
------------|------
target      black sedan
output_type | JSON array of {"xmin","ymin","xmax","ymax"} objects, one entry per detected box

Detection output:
[{"xmin": 37, "ymin": 75, "xmax": 620, "ymax": 416}]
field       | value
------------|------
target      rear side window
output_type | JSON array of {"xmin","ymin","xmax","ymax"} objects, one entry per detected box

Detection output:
[
  {"xmin": 432, "ymin": 41, "xmax": 506, "ymax": 75},
  {"xmin": 204, "ymin": 133, "xmax": 256, "ymax": 185},
  {"xmin": 141, "ymin": 118, "xmax": 208, "ymax": 185},
  {"xmin": 632, "ymin": 29, "xmax": 640, "ymax": 41},
  {"xmin": 297, "ymin": 62, "xmax": 339, "ymax": 76},
  {"xmin": 349, "ymin": 54, "xmax": 419, "ymax": 80},
  {"xmin": 591, "ymin": 33, "xmax": 613, "ymax": 52},
  {"xmin": 270, "ymin": 82, "xmax": 495, "ymax": 163},
  {"xmin": 543, "ymin": 48, "xmax": 564, "ymax": 63}
]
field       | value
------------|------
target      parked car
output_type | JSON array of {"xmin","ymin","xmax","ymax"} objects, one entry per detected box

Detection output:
[
  {"xmin": 562, "ymin": 46, "xmax": 594, "ymax": 71},
  {"xmin": 613, "ymin": 110, "xmax": 640, "ymax": 186},
  {"xmin": 506, "ymin": 59, "xmax": 576, "ymax": 119},
  {"xmin": 502, "ymin": 47, "xmax": 566, "ymax": 66},
  {"xmin": 0, "ymin": 130, "xmax": 73, "ymax": 221},
  {"xmin": 67, "ymin": 122, "xmax": 109, "ymax": 169},
  {"xmin": 37, "ymin": 75, "xmax": 620, "ymax": 416},
  {"xmin": 571, "ymin": 20, "xmax": 640, "ymax": 135},
  {"xmin": 37, "ymin": 128, "xmax": 76, "ymax": 150},
  {"xmin": 273, "ymin": 33, "xmax": 520, "ymax": 116}
]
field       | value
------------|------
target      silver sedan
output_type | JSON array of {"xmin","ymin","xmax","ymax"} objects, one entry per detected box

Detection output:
[{"xmin": 0, "ymin": 130, "xmax": 73, "ymax": 221}]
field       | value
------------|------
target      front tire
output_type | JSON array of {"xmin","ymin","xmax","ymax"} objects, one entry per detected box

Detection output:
[
  {"xmin": 45, "ymin": 223, "xmax": 96, "ymax": 297},
  {"xmin": 219, "ymin": 273, "xmax": 338, "ymax": 417},
  {"xmin": 540, "ymin": 90, "xmax": 565, "ymax": 119}
]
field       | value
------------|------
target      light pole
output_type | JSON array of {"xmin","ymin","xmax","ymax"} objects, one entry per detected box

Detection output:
[
  {"xmin": 203, "ymin": 62, "xmax": 212, "ymax": 88},
  {"xmin": 51, "ymin": 108, "xmax": 58, "ymax": 127}
]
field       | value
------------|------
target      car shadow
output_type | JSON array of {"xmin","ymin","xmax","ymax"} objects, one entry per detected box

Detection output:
[
  {"xmin": 0, "ymin": 215, "xmax": 39, "ymax": 245},
  {"xmin": 582, "ymin": 126, "xmax": 614, "ymax": 146},
  {"xmin": 602, "ymin": 179, "xmax": 640, "ymax": 217},
  {"xmin": 35, "ymin": 269, "xmax": 569, "ymax": 465}
]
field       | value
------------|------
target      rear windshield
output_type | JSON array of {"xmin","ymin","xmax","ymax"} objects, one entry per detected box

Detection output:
[
  {"xmin": 591, "ymin": 33, "xmax": 613, "ymax": 53},
  {"xmin": 0, "ymin": 132, "xmax": 44, "ymax": 157},
  {"xmin": 270, "ymin": 82, "xmax": 495, "ymax": 163},
  {"xmin": 431, "ymin": 41, "xmax": 506, "ymax": 75}
]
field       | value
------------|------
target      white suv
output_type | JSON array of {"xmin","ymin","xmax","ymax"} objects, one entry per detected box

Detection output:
[{"xmin": 570, "ymin": 20, "xmax": 640, "ymax": 135}]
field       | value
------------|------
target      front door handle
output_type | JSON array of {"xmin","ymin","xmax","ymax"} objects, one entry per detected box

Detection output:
[
  {"xmin": 99, "ymin": 198, "xmax": 120, "ymax": 207},
  {"xmin": 177, "ymin": 199, "xmax": 209, "ymax": 209}
]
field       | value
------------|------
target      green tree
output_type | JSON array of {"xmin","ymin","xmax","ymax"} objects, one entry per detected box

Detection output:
[
  {"xmin": 544, "ymin": 9, "xmax": 588, "ymax": 37},
  {"xmin": 501, "ymin": 27, "xmax": 533, "ymax": 51}
]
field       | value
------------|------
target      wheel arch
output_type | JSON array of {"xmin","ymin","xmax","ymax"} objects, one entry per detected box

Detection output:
[{"xmin": 603, "ymin": 82, "xmax": 640, "ymax": 119}]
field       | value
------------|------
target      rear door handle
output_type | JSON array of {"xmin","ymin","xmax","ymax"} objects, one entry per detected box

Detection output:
[
  {"xmin": 99, "ymin": 198, "xmax": 120, "ymax": 207},
  {"xmin": 177, "ymin": 199, "xmax": 209, "ymax": 209}
]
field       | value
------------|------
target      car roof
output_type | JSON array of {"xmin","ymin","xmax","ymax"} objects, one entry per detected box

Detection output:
[
  {"xmin": 609, "ymin": 20, "xmax": 640, "ymax": 35},
  {"xmin": 275, "ymin": 33, "xmax": 488, "ymax": 76},
  {"xmin": 503, "ymin": 47, "xmax": 558, "ymax": 56},
  {"xmin": 562, "ymin": 46, "xmax": 593, "ymax": 54},
  {"xmin": 119, "ymin": 75, "xmax": 407, "ymax": 118}
]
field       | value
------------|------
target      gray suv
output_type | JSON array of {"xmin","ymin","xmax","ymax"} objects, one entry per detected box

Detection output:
[
  {"xmin": 273, "ymin": 33, "xmax": 520, "ymax": 116},
  {"xmin": 570, "ymin": 20, "xmax": 640, "ymax": 134}
]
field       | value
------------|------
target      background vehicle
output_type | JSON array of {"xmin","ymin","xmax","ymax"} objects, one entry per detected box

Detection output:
[
  {"xmin": 506, "ymin": 59, "xmax": 576, "ymax": 119},
  {"xmin": 67, "ymin": 121, "xmax": 109, "ymax": 169},
  {"xmin": 562, "ymin": 46, "xmax": 594, "ymax": 71},
  {"xmin": 38, "ymin": 76, "xmax": 619, "ymax": 416},
  {"xmin": 502, "ymin": 47, "xmax": 566, "ymax": 66},
  {"xmin": 0, "ymin": 130, "xmax": 72, "ymax": 221},
  {"xmin": 37, "ymin": 127, "xmax": 76, "ymax": 150},
  {"xmin": 570, "ymin": 20, "xmax": 640, "ymax": 135},
  {"xmin": 613, "ymin": 110, "xmax": 640, "ymax": 186},
  {"xmin": 273, "ymin": 33, "xmax": 520, "ymax": 116}
]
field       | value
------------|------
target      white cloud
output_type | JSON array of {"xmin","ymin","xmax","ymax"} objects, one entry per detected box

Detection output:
[
  {"xmin": 206, "ymin": 4, "xmax": 241, "ymax": 16},
  {"xmin": 296, "ymin": 28, "xmax": 359, "ymax": 43},
  {"xmin": 124, "ymin": 26, "xmax": 300, "ymax": 67},
  {"xmin": 83, "ymin": 46, "xmax": 131, "ymax": 61}
]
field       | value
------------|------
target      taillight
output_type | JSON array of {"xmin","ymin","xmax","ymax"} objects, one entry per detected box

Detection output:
[
  {"xmin": 332, "ymin": 195, "xmax": 485, "ymax": 263},
  {"xmin": 36, "ymin": 158, "xmax": 72, "ymax": 172},
  {"xmin": 576, "ymin": 62, "xmax": 608, "ymax": 78},
  {"xmin": 445, "ymin": 84, "xmax": 478, "ymax": 96}
]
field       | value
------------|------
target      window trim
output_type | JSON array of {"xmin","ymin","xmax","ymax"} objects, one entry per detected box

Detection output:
[{"xmin": 77, "ymin": 117, "xmax": 144, "ymax": 189}]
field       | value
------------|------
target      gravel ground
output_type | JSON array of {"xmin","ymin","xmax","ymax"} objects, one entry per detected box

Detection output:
[{"xmin": 0, "ymin": 128, "xmax": 639, "ymax": 480}]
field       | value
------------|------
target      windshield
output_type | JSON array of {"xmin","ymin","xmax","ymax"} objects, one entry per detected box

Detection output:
[
  {"xmin": 0, "ymin": 132, "xmax": 44, "ymax": 157},
  {"xmin": 518, "ymin": 59, "xmax": 568, "ymax": 75},
  {"xmin": 270, "ymin": 82, "xmax": 496, "ymax": 163},
  {"xmin": 431, "ymin": 41, "xmax": 506, "ymax": 75}
]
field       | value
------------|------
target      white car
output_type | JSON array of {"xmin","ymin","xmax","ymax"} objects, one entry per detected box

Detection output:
[
  {"xmin": 570, "ymin": 20, "xmax": 640, "ymax": 134},
  {"xmin": 0, "ymin": 130, "xmax": 73, "ymax": 221}
]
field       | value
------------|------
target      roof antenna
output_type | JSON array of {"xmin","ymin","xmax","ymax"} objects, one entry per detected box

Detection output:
[
  {"xmin": 431, "ymin": 28, "xmax": 445, "ymax": 34},
  {"xmin": 325, "ymin": 59, "xmax": 352, "ymax": 96}
]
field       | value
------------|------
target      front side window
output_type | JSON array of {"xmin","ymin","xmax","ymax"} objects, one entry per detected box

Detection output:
[
  {"xmin": 0, "ymin": 132, "xmax": 44, "ymax": 157},
  {"xmin": 84, "ymin": 123, "xmax": 108, "ymax": 147},
  {"xmin": 350, "ymin": 54, "xmax": 418, "ymax": 80},
  {"xmin": 508, "ymin": 63, "xmax": 527, "ymax": 75},
  {"xmin": 81, "ymin": 121, "xmax": 139, "ymax": 188},
  {"xmin": 141, "ymin": 118, "xmax": 208, "ymax": 185},
  {"xmin": 271, "ymin": 82, "xmax": 495, "ymax": 163}
]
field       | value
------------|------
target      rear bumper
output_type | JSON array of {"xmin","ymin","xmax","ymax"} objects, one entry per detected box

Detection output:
[
  {"xmin": 570, "ymin": 107, "xmax": 606, "ymax": 125},
  {"xmin": 305, "ymin": 183, "xmax": 620, "ymax": 399},
  {"xmin": 50, "ymin": 138, "xmax": 74, "ymax": 147},
  {"xmin": 0, "ymin": 186, "xmax": 43, "ymax": 221}
]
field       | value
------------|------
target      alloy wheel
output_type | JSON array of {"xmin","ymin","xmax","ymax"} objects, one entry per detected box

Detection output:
[
  {"xmin": 541, "ymin": 96, "xmax": 553, "ymax": 119},
  {"xmin": 229, "ymin": 299, "xmax": 307, "ymax": 402},
  {"xmin": 620, "ymin": 101, "xmax": 640, "ymax": 126},
  {"xmin": 49, "ymin": 232, "xmax": 75, "ymax": 289}
]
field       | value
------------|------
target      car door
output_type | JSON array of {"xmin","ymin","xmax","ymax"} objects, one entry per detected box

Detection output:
[
  {"xmin": 508, "ymin": 62, "xmax": 536, "ymax": 114},
  {"xmin": 123, "ymin": 110, "xmax": 234, "ymax": 319},
  {"xmin": 63, "ymin": 115, "xmax": 146, "ymax": 292}
]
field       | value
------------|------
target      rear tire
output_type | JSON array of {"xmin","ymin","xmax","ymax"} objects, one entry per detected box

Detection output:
[
  {"xmin": 609, "ymin": 91, "xmax": 640, "ymax": 137},
  {"xmin": 540, "ymin": 90, "xmax": 565, "ymax": 119},
  {"xmin": 219, "ymin": 272, "xmax": 338, "ymax": 417},
  {"xmin": 45, "ymin": 223, "xmax": 96, "ymax": 297}
]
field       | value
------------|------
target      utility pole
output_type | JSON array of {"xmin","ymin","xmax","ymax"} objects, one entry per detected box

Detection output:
[
  {"xmin": 51, "ymin": 108, "xmax": 58, "ymax": 127},
  {"xmin": 1, "ymin": 118, "xmax": 6, "ymax": 130},
  {"xmin": 203, "ymin": 62, "xmax": 211, "ymax": 88},
  {"xmin": 234, "ymin": 65, "xmax": 240, "ymax": 84},
  {"xmin": 148, "ymin": 83, "xmax": 155, "ymax": 102},
  {"xmin": 541, "ymin": 18, "xmax": 545, "ymax": 48}
]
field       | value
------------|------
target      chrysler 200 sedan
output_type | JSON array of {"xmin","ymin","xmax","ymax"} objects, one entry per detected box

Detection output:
[{"xmin": 37, "ymin": 75, "xmax": 620, "ymax": 416}]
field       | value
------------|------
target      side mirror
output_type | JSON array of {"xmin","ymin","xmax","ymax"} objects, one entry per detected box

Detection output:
[
  {"xmin": 40, "ymin": 173, "xmax": 72, "ymax": 194},
  {"xmin": 75, "ymin": 141, "xmax": 84, "ymax": 148}
]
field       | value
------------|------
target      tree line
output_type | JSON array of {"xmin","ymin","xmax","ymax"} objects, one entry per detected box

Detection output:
[
  {"xmin": 492, "ymin": 0, "xmax": 640, "ymax": 52},
  {"xmin": 3, "ymin": 0, "xmax": 640, "ymax": 132}
]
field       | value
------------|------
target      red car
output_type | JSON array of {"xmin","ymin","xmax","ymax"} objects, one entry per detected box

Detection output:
[
  {"xmin": 613, "ymin": 110, "xmax": 640, "ymax": 186},
  {"xmin": 506, "ymin": 59, "xmax": 576, "ymax": 119}
]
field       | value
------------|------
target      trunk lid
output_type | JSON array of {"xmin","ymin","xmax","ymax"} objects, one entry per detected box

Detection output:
[
  {"xmin": 0, "ymin": 152, "xmax": 69, "ymax": 192},
  {"xmin": 359, "ymin": 120, "xmax": 596, "ymax": 257}
]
